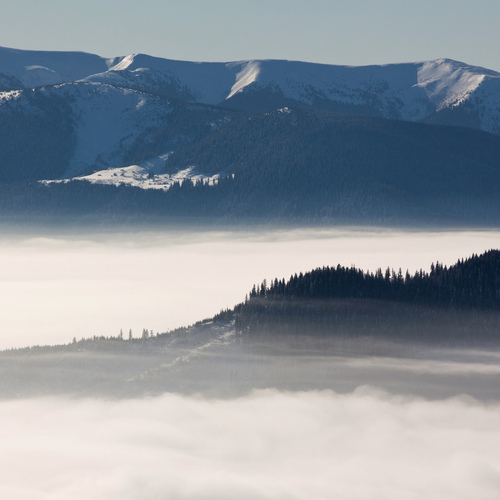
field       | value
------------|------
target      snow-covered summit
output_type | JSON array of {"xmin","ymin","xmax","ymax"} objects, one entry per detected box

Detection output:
[
  {"xmin": 0, "ymin": 46, "xmax": 111, "ymax": 89},
  {"xmin": 416, "ymin": 58, "xmax": 493, "ymax": 108},
  {"xmin": 1, "ymin": 46, "xmax": 499, "ymax": 133}
]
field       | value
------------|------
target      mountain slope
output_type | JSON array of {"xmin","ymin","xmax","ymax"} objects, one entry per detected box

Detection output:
[
  {"xmin": 2, "ymin": 47, "xmax": 500, "ymax": 225},
  {"xmin": 0, "ymin": 46, "xmax": 111, "ymax": 90},
  {"xmin": 0, "ymin": 82, "xmax": 231, "ymax": 181},
  {"xmin": 163, "ymin": 107, "xmax": 500, "ymax": 222},
  {"xmin": 1, "ymin": 46, "xmax": 500, "ymax": 134},
  {"xmin": 2, "ymin": 106, "xmax": 500, "ymax": 224},
  {"xmin": 87, "ymin": 55, "xmax": 500, "ymax": 135}
]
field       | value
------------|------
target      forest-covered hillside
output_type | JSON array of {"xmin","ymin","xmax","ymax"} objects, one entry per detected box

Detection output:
[
  {"xmin": 3, "ymin": 107, "xmax": 500, "ymax": 225},
  {"xmin": 233, "ymin": 250, "xmax": 500, "ymax": 341},
  {"xmin": 164, "ymin": 108, "xmax": 500, "ymax": 222},
  {"xmin": 2, "ymin": 249, "xmax": 500, "ymax": 399}
]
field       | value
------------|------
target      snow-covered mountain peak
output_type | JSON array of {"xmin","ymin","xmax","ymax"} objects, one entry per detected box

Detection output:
[
  {"xmin": 416, "ymin": 58, "xmax": 496, "ymax": 109},
  {"xmin": 0, "ymin": 46, "xmax": 109, "ymax": 89}
]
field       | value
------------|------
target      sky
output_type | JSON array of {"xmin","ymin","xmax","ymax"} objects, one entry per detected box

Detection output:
[{"xmin": 1, "ymin": 0, "xmax": 500, "ymax": 71}]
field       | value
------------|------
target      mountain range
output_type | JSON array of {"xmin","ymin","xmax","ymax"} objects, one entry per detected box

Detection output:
[
  {"xmin": 1, "ymin": 46, "xmax": 500, "ymax": 224},
  {"xmin": 2, "ymin": 46, "xmax": 500, "ymax": 131}
]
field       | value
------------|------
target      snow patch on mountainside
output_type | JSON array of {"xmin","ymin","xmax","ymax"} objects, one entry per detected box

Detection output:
[
  {"xmin": 42, "ymin": 153, "xmax": 224, "ymax": 191},
  {"xmin": 22, "ymin": 65, "xmax": 62, "ymax": 88},
  {"xmin": 108, "ymin": 54, "xmax": 136, "ymax": 72},
  {"xmin": 0, "ymin": 89, "xmax": 22, "ymax": 103}
]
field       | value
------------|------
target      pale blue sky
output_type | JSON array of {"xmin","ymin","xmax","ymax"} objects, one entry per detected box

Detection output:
[{"xmin": 2, "ymin": 0, "xmax": 500, "ymax": 70}]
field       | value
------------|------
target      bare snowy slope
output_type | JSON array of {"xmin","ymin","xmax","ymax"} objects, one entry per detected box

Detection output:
[
  {"xmin": 0, "ymin": 80, "xmax": 229, "ymax": 181},
  {"xmin": 59, "ymin": 82, "xmax": 179, "ymax": 177},
  {"xmin": 0, "ymin": 46, "xmax": 111, "ymax": 90},
  {"xmin": 1, "ymin": 46, "xmax": 500, "ymax": 133},
  {"xmin": 85, "ymin": 54, "xmax": 500, "ymax": 134}
]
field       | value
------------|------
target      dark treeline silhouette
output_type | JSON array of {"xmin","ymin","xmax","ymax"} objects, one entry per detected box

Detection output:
[{"xmin": 234, "ymin": 250, "xmax": 500, "ymax": 341}]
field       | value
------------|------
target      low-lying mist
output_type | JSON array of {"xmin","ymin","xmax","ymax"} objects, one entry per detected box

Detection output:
[
  {"xmin": 2, "ymin": 326, "xmax": 500, "ymax": 401},
  {"xmin": 3, "ymin": 332, "xmax": 500, "ymax": 498},
  {"xmin": 2, "ymin": 389, "xmax": 500, "ymax": 500}
]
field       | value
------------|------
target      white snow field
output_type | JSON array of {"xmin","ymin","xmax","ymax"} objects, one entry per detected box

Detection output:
[{"xmin": 42, "ymin": 155, "xmax": 223, "ymax": 191}]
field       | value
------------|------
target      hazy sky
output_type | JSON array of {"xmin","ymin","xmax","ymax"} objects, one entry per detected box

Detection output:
[{"xmin": 2, "ymin": 0, "xmax": 500, "ymax": 71}]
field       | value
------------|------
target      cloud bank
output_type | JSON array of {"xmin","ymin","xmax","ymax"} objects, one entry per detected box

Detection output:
[{"xmin": 2, "ymin": 389, "xmax": 500, "ymax": 499}]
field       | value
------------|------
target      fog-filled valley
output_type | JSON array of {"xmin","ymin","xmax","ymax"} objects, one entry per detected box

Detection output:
[{"xmin": 2, "ymin": 227, "xmax": 500, "ymax": 498}]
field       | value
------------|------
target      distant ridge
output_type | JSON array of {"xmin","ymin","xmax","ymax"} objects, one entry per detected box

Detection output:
[{"xmin": 1, "ymin": 46, "xmax": 499, "ymax": 134}]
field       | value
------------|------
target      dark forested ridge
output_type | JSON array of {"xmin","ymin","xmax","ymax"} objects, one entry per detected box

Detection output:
[
  {"xmin": 3, "ymin": 250, "xmax": 500, "ymax": 365},
  {"xmin": 164, "ymin": 108, "xmax": 500, "ymax": 224},
  {"xmin": 0, "ymin": 91, "xmax": 76, "ymax": 182},
  {"xmin": 2, "ymin": 106, "xmax": 500, "ymax": 225},
  {"xmin": 242, "ymin": 249, "xmax": 500, "ymax": 308},
  {"xmin": 233, "ymin": 250, "xmax": 500, "ymax": 341}
]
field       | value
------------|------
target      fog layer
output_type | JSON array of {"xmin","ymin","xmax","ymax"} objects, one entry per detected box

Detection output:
[{"xmin": 2, "ymin": 390, "xmax": 500, "ymax": 500}]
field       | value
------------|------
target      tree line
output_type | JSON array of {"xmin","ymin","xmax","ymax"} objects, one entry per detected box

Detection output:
[{"xmin": 234, "ymin": 250, "xmax": 500, "ymax": 340}]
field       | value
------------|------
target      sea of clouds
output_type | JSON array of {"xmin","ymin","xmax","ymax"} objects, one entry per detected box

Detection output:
[{"xmin": 2, "ymin": 389, "xmax": 500, "ymax": 500}]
